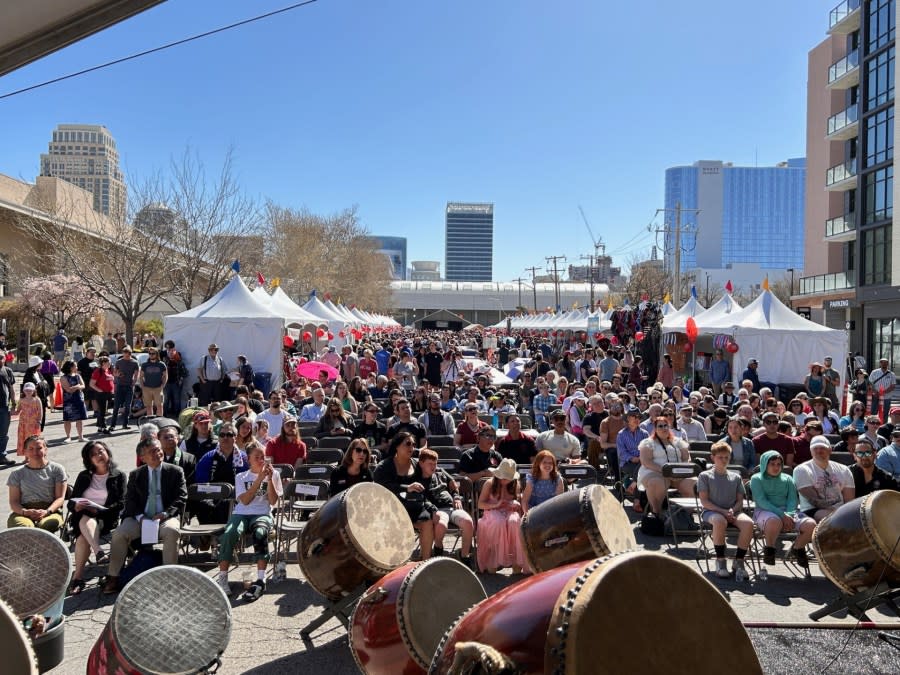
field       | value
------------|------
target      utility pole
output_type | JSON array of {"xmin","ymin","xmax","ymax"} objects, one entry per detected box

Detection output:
[
  {"xmin": 654, "ymin": 201, "xmax": 700, "ymax": 304},
  {"xmin": 545, "ymin": 255, "xmax": 566, "ymax": 311},
  {"xmin": 511, "ymin": 276, "xmax": 526, "ymax": 309},
  {"xmin": 524, "ymin": 266, "xmax": 541, "ymax": 311}
]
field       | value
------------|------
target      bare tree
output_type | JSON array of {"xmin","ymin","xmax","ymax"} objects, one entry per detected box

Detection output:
[
  {"xmin": 264, "ymin": 203, "xmax": 393, "ymax": 310},
  {"xmin": 622, "ymin": 254, "xmax": 671, "ymax": 303},
  {"xmin": 147, "ymin": 147, "xmax": 262, "ymax": 309}
]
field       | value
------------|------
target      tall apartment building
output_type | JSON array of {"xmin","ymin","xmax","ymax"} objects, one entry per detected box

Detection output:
[
  {"xmin": 371, "ymin": 235, "xmax": 408, "ymax": 280},
  {"xmin": 797, "ymin": 0, "xmax": 896, "ymax": 364},
  {"xmin": 445, "ymin": 202, "xmax": 493, "ymax": 281},
  {"xmin": 39, "ymin": 124, "xmax": 126, "ymax": 217},
  {"xmin": 663, "ymin": 159, "xmax": 806, "ymax": 274}
]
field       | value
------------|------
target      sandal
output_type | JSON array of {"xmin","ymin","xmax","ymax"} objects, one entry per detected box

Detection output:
[
  {"xmin": 69, "ymin": 578, "xmax": 85, "ymax": 595},
  {"xmin": 94, "ymin": 550, "xmax": 109, "ymax": 565}
]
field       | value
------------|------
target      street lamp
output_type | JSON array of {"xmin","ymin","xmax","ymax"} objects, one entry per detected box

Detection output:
[{"xmin": 787, "ymin": 268, "xmax": 795, "ymax": 296}]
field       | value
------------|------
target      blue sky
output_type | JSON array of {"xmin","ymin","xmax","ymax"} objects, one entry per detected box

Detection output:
[{"xmin": 0, "ymin": 0, "xmax": 832, "ymax": 281}]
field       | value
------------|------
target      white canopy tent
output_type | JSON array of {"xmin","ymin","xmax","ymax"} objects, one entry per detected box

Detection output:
[
  {"xmin": 660, "ymin": 301, "xmax": 677, "ymax": 316},
  {"xmin": 661, "ymin": 295, "xmax": 707, "ymax": 332},
  {"xmin": 164, "ymin": 276, "xmax": 286, "ymax": 392},
  {"xmin": 697, "ymin": 289, "xmax": 849, "ymax": 388}
]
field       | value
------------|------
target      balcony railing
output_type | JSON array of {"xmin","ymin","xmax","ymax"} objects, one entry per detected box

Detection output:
[
  {"xmin": 829, "ymin": 0, "xmax": 861, "ymax": 30},
  {"xmin": 826, "ymin": 103, "xmax": 858, "ymax": 136},
  {"xmin": 826, "ymin": 158, "xmax": 857, "ymax": 187},
  {"xmin": 828, "ymin": 49, "xmax": 859, "ymax": 84},
  {"xmin": 825, "ymin": 212, "xmax": 855, "ymax": 238},
  {"xmin": 799, "ymin": 272, "xmax": 855, "ymax": 295}
]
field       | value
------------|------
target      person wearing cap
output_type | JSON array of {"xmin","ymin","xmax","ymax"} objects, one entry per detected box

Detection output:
[
  {"xmin": 803, "ymin": 362, "xmax": 826, "ymax": 398},
  {"xmin": 877, "ymin": 405, "xmax": 900, "ymax": 442},
  {"xmin": 677, "ymin": 405, "xmax": 706, "ymax": 443},
  {"xmin": 851, "ymin": 438, "xmax": 900, "ymax": 496},
  {"xmin": 459, "ymin": 426, "xmax": 503, "ymax": 481},
  {"xmin": 157, "ymin": 419, "xmax": 196, "ymax": 484},
  {"xmin": 197, "ymin": 344, "xmax": 226, "ymax": 406},
  {"xmin": 794, "ymin": 436, "xmax": 854, "ymax": 523},
  {"xmin": 536, "ymin": 409, "xmax": 583, "ymax": 464},
  {"xmin": 741, "ymin": 359, "xmax": 761, "ymax": 394},
  {"xmin": 566, "ymin": 390, "xmax": 589, "ymax": 441},
  {"xmin": 875, "ymin": 429, "xmax": 900, "ymax": 480},
  {"xmin": 180, "ymin": 410, "xmax": 216, "ymax": 458},
  {"xmin": 476, "ymin": 458, "xmax": 529, "ymax": 575},
  {"xmin": 869, "ymin": 358, "xmax": 897, "ymax": 420}
]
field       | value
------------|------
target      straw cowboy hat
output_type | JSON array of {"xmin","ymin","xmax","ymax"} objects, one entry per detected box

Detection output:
[{"xmin": 489, "ymin": 458, "xmax": 519, "ymax": 482}]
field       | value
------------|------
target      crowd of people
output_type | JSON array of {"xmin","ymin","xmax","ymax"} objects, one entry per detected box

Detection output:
[{"xmin": 4, "ymin": 328, "xmax": 900, "ymax": 601}]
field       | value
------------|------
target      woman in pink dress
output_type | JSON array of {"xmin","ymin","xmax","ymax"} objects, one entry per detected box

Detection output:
[
  {"xmin": 17, "ymin": 383, "xmax": 43, "ymax": 456},
  {"xmin": 476, "ymin": 458, "xmax": 530, "ymax": 574}
]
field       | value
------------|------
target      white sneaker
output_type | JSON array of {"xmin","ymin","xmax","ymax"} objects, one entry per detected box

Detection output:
[
  {"xmin": 63, "ymin": 437, "xmax": 72, "ymax": 444},
  {"xmin": 715, "ymin": 559, "xmax": 730, "ymax": 579},
  {"xmin": 217, "ymin": 574, "xmax": 231, "ymax": 596}
]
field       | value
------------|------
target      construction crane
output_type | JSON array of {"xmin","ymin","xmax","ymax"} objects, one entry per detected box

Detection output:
[{"xmin": 578, "ymin": 205, "xmax": 605, "ymax": 255}]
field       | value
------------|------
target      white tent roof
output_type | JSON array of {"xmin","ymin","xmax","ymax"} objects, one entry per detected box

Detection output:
[
  {"xmin": 302, "ymin": 295, "xmax": 346, "ymax": 322},
  {"xmin": 173, "ymin": 275, "xmax": 283, "ymax": 319},
  {"xmin": 324, "ymin": 299, "xmax": 356, "ymax": 324},
  {"xmin": 332, "ymin": 304, "xmax": 361, "ymax": 325},
  {"xmin": 690, "ymin": 294, "xmax": 743, "ymax": 333},
  {"xmin": 704, "ymin": 289, "xmax": 840, "ymax": 333},
  {"xmin": 660, "ymin": 302, "xmax": 677, "ymax": 316},
  {"xmin": 661, "ymin": 296, "xmax": 707, "ymax": 332},
  {"xmin": 271, "ymin": 287, "xmax": 323, "ymax": 324}
]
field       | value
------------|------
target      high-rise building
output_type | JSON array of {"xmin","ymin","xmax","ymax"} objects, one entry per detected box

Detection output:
[
  {"xmin": 664, "ymin": 159, "xmax": 807, "ymax": 275},
  {"xmin": 371, "ymin": 235, "xmax": 407, "ymax": 280},
  {"xmin": 796, "ymin": 0, "xmax": 896, "ymax": 363},
  {"xmin": 445, "ymin": 202, "xmax": 493, "ymax": 281},
  {"xmin": 40, "ymin": 124, "xmax": 126, "ymax": 217}
]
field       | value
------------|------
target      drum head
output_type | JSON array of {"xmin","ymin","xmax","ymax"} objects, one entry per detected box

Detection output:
[
  {"xmin": 400, "ymin": 558, "xmax": 487, "ymax": 669},
  {"xmin": 0, "ymin": 598, "xmax": 37, "ymax": 675},
  {"xmin": 0, "ymin": 528, "xmax": 71, "ymax": 618},
  {"xmin": 546, "ymin": 552, "xmax": 761, "ymax": 675},
  {"xmin": 114, "ymin": 567, "xmax": 232, "ymax": 675},
  {"xmin": 344, "ymin": 483, "xmax": 416, "ymax": 571},
  {"xmin": 864, "ymin": 490, "xmax": 900, "ymax": 568},
  {"xmin": 581, "ymin": 485, "xmax": 636, "ymax": 556}
]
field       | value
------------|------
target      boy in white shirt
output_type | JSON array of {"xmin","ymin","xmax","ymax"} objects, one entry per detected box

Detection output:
[{"xmin": 216, "ymin": 442, "xmax": 282, "ymax": 601}]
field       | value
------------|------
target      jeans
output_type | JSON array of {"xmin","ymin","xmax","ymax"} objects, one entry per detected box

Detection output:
[
  {"xmin": 872, "ymin": 394, "xmax": 893, "ymax": 420},
  {"xmin": 112, "ymin": 383, "xmax": 134, "ymax": 427},
  {"xmin": 0, "ymin": 404, "xmax": 9, "ymax": 455},
  {"xmin": 164, "ymin": 381, "xmax": 183, "ymax": 417}
]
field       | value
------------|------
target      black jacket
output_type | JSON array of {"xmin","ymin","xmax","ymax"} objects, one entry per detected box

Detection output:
[
  {"xmin": 121, "ymin": 463, "xmax": 187, "ymax": 521},
  {"xmin": 69, "ymin": 467, "xmax": 127, "ymax": 533}
]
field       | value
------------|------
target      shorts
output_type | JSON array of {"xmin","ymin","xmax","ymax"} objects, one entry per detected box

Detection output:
[
  {"xmin": 437, "ymin": 507, "xmax": 470, "ymax": 526},
  {"xmin": 637, "ymin": 468, "xmax": 686, "ymax": 489},
  {"xmin": 753, "ymin": 509, "xmax": 814, "ymax": 532}
]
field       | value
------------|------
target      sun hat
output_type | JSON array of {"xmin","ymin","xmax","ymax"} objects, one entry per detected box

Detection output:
[{"xmin": 489, "ymin": 458, "xmax": 519, "ymax": 481}]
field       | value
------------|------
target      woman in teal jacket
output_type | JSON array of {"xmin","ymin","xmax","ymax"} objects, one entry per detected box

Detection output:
[{"xmin": 749, "ymin": 450, "xmax": 815, "ymax": 568}]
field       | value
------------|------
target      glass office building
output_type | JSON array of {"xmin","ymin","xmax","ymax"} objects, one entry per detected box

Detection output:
[
  {"xmin": 445, "ymin": 202, "xmax": 493, "ymax": 281},
  {"xmin": 664, "ymin": 159, "xmax": 806, "ymax": 273},
  {"xmin": 371, "ymin": 235, "xmax": 408, "ymax": 280}
]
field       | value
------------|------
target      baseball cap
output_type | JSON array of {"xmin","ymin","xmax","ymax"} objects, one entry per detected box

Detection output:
[
  {"xmin": 193, "ymin": 410, "xmax": 211, "ymax": 423},
  {"xmin": 810, "ymin": 436, "xmax": 832, "ymax": 451}
]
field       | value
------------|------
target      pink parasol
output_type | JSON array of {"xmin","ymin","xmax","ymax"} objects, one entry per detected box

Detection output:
[{"xmin": 296, "ymin": 360, "xmax": 340, "ymax": 381}]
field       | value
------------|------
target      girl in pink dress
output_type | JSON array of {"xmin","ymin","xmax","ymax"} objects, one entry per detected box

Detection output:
[
  {"xmin": 476, "ymin": 458, "xmax": 530, "ymax": 574},
  {"xmin": 17, "ymin": 383, "xmax": 43, "ymax": 455}
]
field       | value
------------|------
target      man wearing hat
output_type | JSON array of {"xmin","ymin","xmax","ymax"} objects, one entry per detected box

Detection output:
[
  {"xmin": 213, "ymin": 401, "xmax": 238, "ymax": 435},
  {"xmin": 741, "ymin": 359, "xmax": 761, "ymax": 394},
  {"xmin": 197, "ymin": 344, "xmax": 226, "ymax": 406},
  {"xmin": 869, "ymin": 358, "xmax": 897, "ymax": 421},
  {"xmin": 180, "ymin": 409, "xmax": 216, "ymax": 458},
  {"xmin": 459, "ymin": 426, "xmax": 503, "ymax": 481},
  {"xmin": 878, "ymin": 405, "xmax": 900, "ymax": 443},
  {"xmin": 536, "ymin": 409, "xmax": 583, "ymax": 464},
  {"xmin": 0, "ymin": 350, "xmax": 16, "ymax": 465},
  {"xmin": 794, "ymin": 436, "xmax": 855, "ymax": 523},
  {"xmin": 717, "ymin": 381, "xmax": 737, "ymax": 409}
]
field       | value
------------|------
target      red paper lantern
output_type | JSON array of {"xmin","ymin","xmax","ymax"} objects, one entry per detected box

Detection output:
[
  {"xmin": 610, "ymin": 336, "xmax": 619, "ymax": 345},
  {"xmin": 338, "ymin": 330, "xmax": 345, "ymax": 338},
  {"xmin": 316, "ymin": 328, "xmax": 326, "ymax": 338},
  {"xmin": 327, "ymin": 331, "xmax": 334, "ymax": 340},
  {"xmin": 685, "ymin": 317, "xmax": 698, "ymax": 343},
  {"xmin": 302, "ymin": 331, "xmax": 312, "ymax": 342},
  {"xmin": 684, "ymin": 342, "xmax": 694, "ymax": 352},
  {"xmin": 635, "ymin": 331, "xmax": 644, "ymax": 342},
  {"xmin": 282, "ymin": 335, "xmax": 293, "ymax": 348},
  {"xmin": 726, "ymin": 342, "xmax": 739, "ymax": 354}
]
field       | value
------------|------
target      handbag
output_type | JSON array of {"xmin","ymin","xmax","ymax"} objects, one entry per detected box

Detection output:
[
  {"xmin": 664, "ymin": 504, "xmax": 700, "ymax": 537},
  {"xmin": 640, "ymin": 511, "xmax": 665, "ymax": 537}
]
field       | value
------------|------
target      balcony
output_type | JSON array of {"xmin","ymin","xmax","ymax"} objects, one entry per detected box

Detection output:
[
  {"xmin": 825, "ymin": 158, "xmax": 857, "ymax": 190},
  {"xmin": 826, "ymin": 103, "xmax": 859, "ymax": 141},
  {"xmin": 827, "ymin": 49, "xmax": 860, "ymax": 89},
  {"xmin": 824, "ymin": 212, "xmax": 857, "ymax": 242},
  {"xmin": 798, "ymin": 272, "xmax": 855, "ymax": 296},
  {"xmin": 828, "ymin": 0, "xmax": 861, "ymax": 35}
]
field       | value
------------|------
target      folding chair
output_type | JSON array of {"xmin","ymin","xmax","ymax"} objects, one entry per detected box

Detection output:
[
  {"xmin": 433, "ymin": 446, "xmax": 462, "ymax": 461},
  {"xmin": 745, "ymin": 481, "xmax": 813, "ymax": 582},
  {"xmin": 428, "ymin": 434, "xmax": 455, "ymax": 447},
  {"xmin": 300, "ymin": 436, "xmax": 318, "ymax": 449},
  {"xmin": 518, "ymin": 414, "xmax": 534, "ymax": 429},
  {"xmin": 293, "ymin": 463, "xmax": 334, "ymax": 483},
  {"xmin": 661, "ymin": 463, "xmax": 703, "ymax": 547},
  {"xmin": 558, "ymin": 463, "xmax": 599, "ymax": 489},
  {"xmin": 693, "ymin": 467, "xmax": 757, "ymax": 576},
  {"xmin": 298, "ymin": 422, "xmax": 319, "ymax": 437},
  {"xmin": 274, "ymin": 479, "xmax": 330, "ymax": 566},
  {"xmin": 307, "ymin": 448, "xmax": 344, "ymax": 465},
  {"xmin": 317, "ymin": 436, "xmax": 351, "ymax": 451},
  {"xmin": 273, "ymin": 464, "xmax": 295, "ymax": 481},
  {"xmin": 179, "ymin": 482, "xmax": 235, "ymax": 562}
]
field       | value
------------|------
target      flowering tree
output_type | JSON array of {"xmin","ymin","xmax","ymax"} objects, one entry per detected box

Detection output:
[{"xmin": 18, "ymin": 274, "xmax": 103, "ymax": 331}]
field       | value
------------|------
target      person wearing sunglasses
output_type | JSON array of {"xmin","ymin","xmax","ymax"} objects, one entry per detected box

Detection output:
[
  {"xmin": 795, "ymin": 436, "xmax": 856, "ymax": 528},
  {"xmin": 637, "ymin": 415, "xmax": 693, "ymax": 515},
  {"xmin": 194, "ymin": 421, "xmax": 250, "ymax": 525},
  {"xmin": 850, "ymin": 438, "xmax": 899, "ymax": 496},
  {"xmin": 315, "ymin": 399, "xmax": 355, "ymax": 439},
  {"xmin": 331, "ymin": 440, "xmax": 373, "ymax": 496}
]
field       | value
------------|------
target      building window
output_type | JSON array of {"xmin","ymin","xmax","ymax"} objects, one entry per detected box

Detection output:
[
  {"xmin": 862, "ymin": 165, "xmax": 893, "ymax": 224},
  {"xmin": 862, "ymin": 224, "xmax": 892, "ymax": 285},
  {"xmin": 864, "ymin": 107, "xmax": 894, "ymax": 167},
  {"xmin": 866, "ymin": 47, "xmax": 895, "ymax": 110},
  {"xmin": 867, "ymin": 318, "xmax": 900, "ymax": 368},
  {"xmin": 868, "ymin": 0, "xmax": 896, "ymax": 53}
]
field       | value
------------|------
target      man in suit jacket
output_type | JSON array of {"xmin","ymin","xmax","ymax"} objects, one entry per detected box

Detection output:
[{"xmin": 103, "ymin": 437, "xmax": 187, "ymax": 594}]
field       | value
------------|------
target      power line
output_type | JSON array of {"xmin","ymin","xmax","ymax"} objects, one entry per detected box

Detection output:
[{"xmin": 0, "ymin": 0, "xmax": 320, "ymax": 101}]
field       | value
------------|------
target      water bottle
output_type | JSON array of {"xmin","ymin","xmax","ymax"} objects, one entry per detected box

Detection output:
[
  {"xmin": 189, "ymin": 396, "xmax": 198, "ymax": 408},
  {"xmin": 241, "ymin": 568, "xmax": 254, "ymax": 590},
  {"xmin": 492, "ymin": 412, "xmax": 499, "ymax": 429}
]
